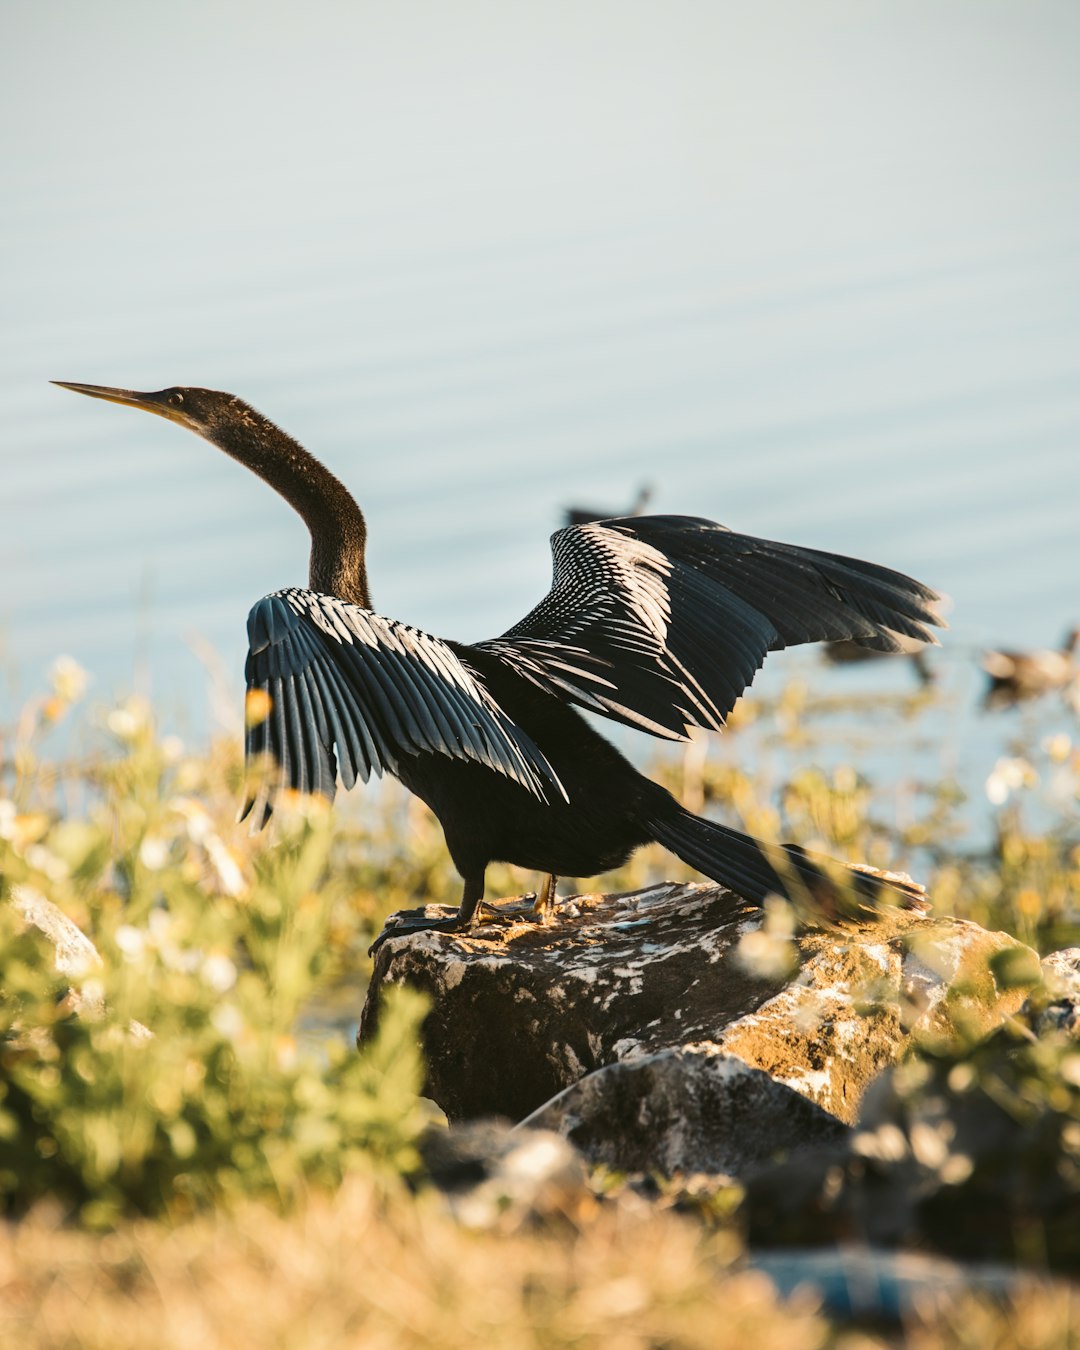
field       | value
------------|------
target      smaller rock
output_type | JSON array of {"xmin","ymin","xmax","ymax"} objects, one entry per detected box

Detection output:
[
  {"xmin": 13, "ymin": 883, "xmax": 101, "ymax": 980},
  {"xmin": 420, "ymin": 1120, "xmax": 588, "ymax": 1229},
  {"xmin": 741, "ymin": 979, "xmax": 1080, "ymax": 1270},
  {"xmin": 11, "ymin": 884, "xmax": 152, "ymax": 1038},
  {"xmin": 12, "ymin": 883, "xmax": 106, "ymax": 1019},
  {"xmin": 523, "ymin": 1048, "xmax": 848, "ymax": 1178},
  {"xmin": 1027, "ymin": 947, "xmax": 1080, "ymax": 1038}
]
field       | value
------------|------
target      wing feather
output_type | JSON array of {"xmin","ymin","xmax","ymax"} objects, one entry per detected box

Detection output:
[
  {"xmin": 478, "ymin": 514, "xmax": 945, "ymax": 739},
  {"xmin": 242, "ymin": 589, "xmax": 564, "ymax": 823},
  {"xmin": 304, "ymin": 655, "xmax": 359, "ymax": 789}
]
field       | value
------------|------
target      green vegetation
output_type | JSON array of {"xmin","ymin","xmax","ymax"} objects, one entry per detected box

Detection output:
[
  {"xmin": 1, "ymin": 678, "xmax": 430, "ymax": 1225},
  {"xmin": 1, "ymin": 657, "xmax": 1079, "ymax": 1344}
]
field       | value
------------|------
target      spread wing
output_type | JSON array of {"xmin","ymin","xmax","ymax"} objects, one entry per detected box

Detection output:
[
  {"xmin": 242, "ymin": 588, "xmax": 565, "ymax": 824},
  {"xmin": 477, "ymin": 515, "xmax": 945, "ymax": 740}
]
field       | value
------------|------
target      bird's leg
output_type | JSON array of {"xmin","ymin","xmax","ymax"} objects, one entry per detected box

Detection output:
[
  {"xmin": 533, "ymin": 873, "xmax": 559, "ymax": 922},
  {"xmin": 369, "ymin": 870, "xmax": 566, "ymax": 955},
  {"xmin": 478, "ymin": 873, "xmax": 561, "ymax": 923},
  {"xmin": 368, "ymin": 872, "xmax": 485, "ymax": 957}
]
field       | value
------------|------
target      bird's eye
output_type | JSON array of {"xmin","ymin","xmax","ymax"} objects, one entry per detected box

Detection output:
[{"xmin": 169, "ymin": 392, "xmax": 184, "ymax": 407}]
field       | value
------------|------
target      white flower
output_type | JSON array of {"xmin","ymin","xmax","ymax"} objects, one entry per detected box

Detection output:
[
  {"xmin": 1043, "ymin": 733, "xmax": 1072, "ymax": 764},
  {"xmin": 147, "ymin": 909, "xmax": 173, "ymax": 943},
  {"xmin": 139, "ymin": 834, "xmax": 170, "ymax": 870},
  {"xmin": 275, "ymin": 1036, "xmax": 298, "ymax": 1073},
  {"xmin": 985, "ymin": 756, "xmax": 1037, "ymax": 806},
  {"xmin": 201, "ymin": 952, "xmax": 238, "ymax": 993},
  {"xmin": 169, "ymin": 797, "xmax": 211, "ymax": 842},
  {"xmin": 211, "ymin": 1003, "xmax": 246, "ymax": 1040},
  {"xmin": 161, "ymin": 735, "xmax": 185, "ymax": 764},
  {"xmin": 0, "ymin": 799, "xmax": 16, "ymax": 841},
  {"xmin": 146, "ymin": 908, "xmax": 200, "ymax": 973},
  {"xmin": 115, "ymin": 924, "xmax": 147, "ymax": 962},
  {"xmin": 106, "ymin": 697, "xmax": 151, "ymax": 742},
  {"xmin": 24, "ymin": 843, "xmax": 70, "ymax": 881},
  {"xmin": 49, "ymin": 655, "xmax": 89, "ymax": 703}
]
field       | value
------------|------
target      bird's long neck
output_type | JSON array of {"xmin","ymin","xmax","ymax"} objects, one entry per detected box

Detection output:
[{"xmin": 213, "ymin": 404, "xmax": 371, "ymax": 608}]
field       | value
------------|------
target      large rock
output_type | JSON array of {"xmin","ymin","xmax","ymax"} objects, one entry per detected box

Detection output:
[{"xmin": 360, "ymin": 881, "xmax": 1037, "ymax": 1136}]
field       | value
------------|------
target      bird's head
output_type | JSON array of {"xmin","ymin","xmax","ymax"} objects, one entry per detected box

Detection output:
[{"xmin": 51, "ymin": 382, "xmax": 261, "ymax": 445}]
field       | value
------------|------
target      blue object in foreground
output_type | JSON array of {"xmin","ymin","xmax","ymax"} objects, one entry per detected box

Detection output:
[{"xmin": 749, "ymin": 1246, "xmax": 1054, "ymax": 1322}]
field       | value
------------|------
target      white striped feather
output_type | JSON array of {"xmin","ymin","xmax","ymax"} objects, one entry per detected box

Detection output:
[{"xmin": 242, "ymin": 588, "xmax": 566, "ymax": 822}]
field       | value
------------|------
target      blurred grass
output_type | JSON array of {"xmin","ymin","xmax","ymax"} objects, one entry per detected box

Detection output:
[
  {"xmin": 1, "ymin": 655, "xmax": 1079, "ymax": 1344},
  {"xmin": 1, "ymin": 1170, "xmax": 1077, "ymax": 1350}
]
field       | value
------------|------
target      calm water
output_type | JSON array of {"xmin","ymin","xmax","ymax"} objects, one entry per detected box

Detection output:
[{"xmin": 4, "ymin": 2, "xmax": 1079, "ymax": 838}]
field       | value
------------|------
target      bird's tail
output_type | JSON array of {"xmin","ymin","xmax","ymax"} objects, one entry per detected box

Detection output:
[{"xmin": 648, "ymin": 806, "xmax": 928, "ymax": 919}]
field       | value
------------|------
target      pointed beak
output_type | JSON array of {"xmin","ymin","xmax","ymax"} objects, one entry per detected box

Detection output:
[{"xmin": 51, "ymin": 381, "xmax": 196, "ymax": 430}]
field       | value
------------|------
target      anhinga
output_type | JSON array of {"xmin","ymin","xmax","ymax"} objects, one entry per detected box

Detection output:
[{"xmin": 54, "ymin": 382, "xmax": 944, "ymax": 949}]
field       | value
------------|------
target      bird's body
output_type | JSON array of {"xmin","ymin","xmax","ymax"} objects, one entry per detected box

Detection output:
[
  {"xmin": 395, "ymin": 656, "xmax": 660, "ymax": 891},
  {"xmin": 54, "ymin": 382, "xmax": 945, "ymax": 945}
]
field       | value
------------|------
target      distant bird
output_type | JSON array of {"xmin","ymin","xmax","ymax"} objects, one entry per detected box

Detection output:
[
  {"xmin": 980, "ymin": 627, "xmax": 1080, "ymax": 709},
  {"xmin": 823, "ymin": 632, "xmax": 936, "ymax": 686},
  {"xmin": 54, "ymin": 382, "xmax": 944, "ymax": 950},
  {"xmin": 563, "ymin": 483, "xmax": 653, "ymax": 528}
]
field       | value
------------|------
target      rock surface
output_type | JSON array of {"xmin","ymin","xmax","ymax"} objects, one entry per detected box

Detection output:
[
  {"xmin": 1027, "ymin": 946, "xmax": 1080, "ymax": 1038},
  {"xmin": 11, "ymin": 883, "xmax": 152, "ymax": 1037},
  {"xmin": 742, "ymin": 945, "xmax": 1080, "ymax": 1268},
  {"xmin": 360, "ymin": 881, "xmax": 1037, "ymax": 1138},
  {"xmin": 12, "ymin": 883, "xmax": 106, "ymax": 1019},
  {"xmin": 521, "ymin": 1047, "xmax": 849, "ymax": 1176}
]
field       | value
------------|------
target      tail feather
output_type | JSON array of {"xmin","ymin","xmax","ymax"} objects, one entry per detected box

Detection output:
[{"xmin": 649, "ymin": 807, "xmax": 927, "ymax": 919}]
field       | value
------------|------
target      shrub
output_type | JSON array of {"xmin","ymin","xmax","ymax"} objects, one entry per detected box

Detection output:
[{"xmin": 0, "ymin": 690, "xmax": 430, "ymax": 1225}]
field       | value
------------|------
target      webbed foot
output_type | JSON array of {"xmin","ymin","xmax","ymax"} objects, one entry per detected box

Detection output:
[
  {"xmin": 478, "ymin": 894, "xmax": 539, "ymax": 921},
  {"xmin": 368, "ymin": 907, "xmax": 469, "ymax": 957},
  {"xmin": 368, "ymin": 877, "xmax": 565, "ymax": 958}
]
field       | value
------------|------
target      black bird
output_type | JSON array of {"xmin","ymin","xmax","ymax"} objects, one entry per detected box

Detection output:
[
  {"xmin": 54, "ymin": 383, "xmax": 944, "ymax": 948},
  {"xmin": 823, "ymin": 632, "xmax": 936, "ymax": 686},
  {"xmin": 563, "ymin": 482, "xmax": 653, "ymax": 528}
]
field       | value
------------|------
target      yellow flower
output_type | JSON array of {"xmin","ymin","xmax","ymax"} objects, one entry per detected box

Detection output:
[{"xmin": 245, "ymin": 688, "xmax": 273, "ymax": 727}]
